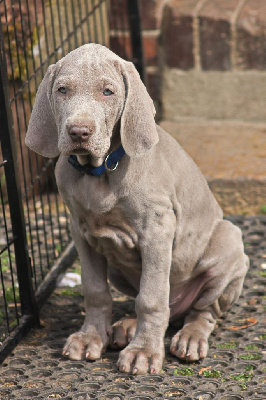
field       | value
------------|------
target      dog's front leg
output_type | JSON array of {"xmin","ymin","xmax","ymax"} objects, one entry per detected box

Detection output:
[
  {"xmin": 63, "ymin": 222, "xmax": 112, "ymax": 361},
  {"xmin": 117, "ymin": 235, "xmax": 172, "ymax": 374}
]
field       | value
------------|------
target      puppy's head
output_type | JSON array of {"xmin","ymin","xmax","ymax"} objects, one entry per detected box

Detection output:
[{"xmin": 26, "ymin": 43, "xmax": 158, "ymax": 159}]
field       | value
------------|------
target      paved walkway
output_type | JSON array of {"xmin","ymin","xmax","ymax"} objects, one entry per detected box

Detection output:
[
  {"xmin": 1, "ymin": 216, "xmax": 266, "ymax": 399},
  {"xmin": 160, "ymin": 120, "xmax": 266, "ymax": 215}
]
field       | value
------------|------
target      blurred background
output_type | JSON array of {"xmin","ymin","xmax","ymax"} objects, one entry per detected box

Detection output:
[
  {"xmin": 110, "ymin": 0, "xmax": 266, "ymax": 216},
  {"xmin": 0, "ymin": 0, "xmax": 265, "ymax": 363}
]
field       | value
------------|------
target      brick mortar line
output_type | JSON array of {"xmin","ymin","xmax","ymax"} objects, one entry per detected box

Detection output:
[
  {"xmin": 110, "ymin": 29, "xmax": 160, "ymax": 36},
  {"xmin": 231, "ymin": 0, "xmax": 249, "ymax": 70},
  {"xmin": 146, "ymin": 65, "xmax": 158, "ymax": 74},
  {"xmin": 110, "ymin": 29, "xmax": 130, "ymax": 37},
  {"xmin": 192, "ymin": 0, "xmax": 209, "ymax": 71},
  {"xmin": 141, "ymin": 29, "xmax": 160, "ymax": 37}
]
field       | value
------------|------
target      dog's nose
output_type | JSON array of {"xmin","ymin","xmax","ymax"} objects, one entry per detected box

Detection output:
[
  {"xmin": 67, "ymin": 120, "xmax": 96, "ymax": 143},
  {"xmin": 68, "ymin": 123, "xmax": 95, "ymax": 143}
]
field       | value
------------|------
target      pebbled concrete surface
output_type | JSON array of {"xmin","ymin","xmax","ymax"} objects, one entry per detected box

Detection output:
[{"xmin": 1, "ymin": 216, "xmax": 266, "ymax": 399}]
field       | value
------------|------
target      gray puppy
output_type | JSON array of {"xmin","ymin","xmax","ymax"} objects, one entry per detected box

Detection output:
[{"xmin": 26, "ymin": 43, "xmax": 249, "ymax": 375}]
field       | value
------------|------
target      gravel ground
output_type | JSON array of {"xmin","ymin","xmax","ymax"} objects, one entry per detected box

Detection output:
[{"xmin": 1, "ymin": 216, "xmax": 265, "ymax": 399}]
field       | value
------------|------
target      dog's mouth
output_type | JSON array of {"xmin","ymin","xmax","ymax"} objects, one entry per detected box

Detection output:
[
  {"xmin": 67, "ymin": 142, "xmax": 97, "ymax": 155},
  {"xmin": 59, "ymin": 133, "xmax": 111, "ymax": 159},
  {"xmin": 71, "ymin": 148, "xmax": 90, "ymax": 155},
  {"xmin": 67, "ymin": 143, "xmax": 109, "ymax": 160}
]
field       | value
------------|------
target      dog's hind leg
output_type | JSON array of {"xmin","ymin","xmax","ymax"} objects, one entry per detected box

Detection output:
[{"xmin": 170, "ymin": 220, "xmax": 249, "ymax": 361}]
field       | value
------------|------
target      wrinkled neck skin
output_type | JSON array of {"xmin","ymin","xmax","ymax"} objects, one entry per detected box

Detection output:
[{"xmin": 77, "ymin": 122, "xmax": 122, "ymax": 167}]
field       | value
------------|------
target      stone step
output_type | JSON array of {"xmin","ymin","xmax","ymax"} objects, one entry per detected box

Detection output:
[{"xmin": 159, "ymin": 119, "xmax": 266, "ymax": 215}]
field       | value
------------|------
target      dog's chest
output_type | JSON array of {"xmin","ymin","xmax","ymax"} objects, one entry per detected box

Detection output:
[
  {"xmin": 57, "ymin": 164, "xmax": 141, "ymax": 268},
  {"xmin": 78, "ymin": 207, "xmax": 141, "ymax": 268}
]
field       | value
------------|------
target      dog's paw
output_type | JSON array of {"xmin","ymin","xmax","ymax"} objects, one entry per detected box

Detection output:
[
  {"xmin": 170, "ymin": 328, "xmax": 209, "ymax": 361},
  {"xmin": 110, "ymin": 317, "xmax": 137, "ymax": 349},
  {"xmin": 117, "ymin": 343, "xmax": 164, "ymax": 375},
  {"xmin": 62, "ymin": 329, "xmax": 105, "ymax": 361}
]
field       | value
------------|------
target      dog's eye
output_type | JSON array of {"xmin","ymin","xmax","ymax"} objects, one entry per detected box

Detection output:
[
  {"xmin": 103, "ymin": 88, "xmax": 114, "ymax": 96},
  {"xmin": 58, "ymin": 86, "xmax": 66, "ymax": 94}
]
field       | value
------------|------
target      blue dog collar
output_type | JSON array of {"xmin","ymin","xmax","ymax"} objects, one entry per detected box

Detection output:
[{"xmin": 68, "ymin": 145, "xmax": 126, "ymax": 177}]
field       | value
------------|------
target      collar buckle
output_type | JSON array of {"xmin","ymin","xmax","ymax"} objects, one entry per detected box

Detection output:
[{"xmin": 104, "ymin": 154, "xmax": 119, "ymax": 172}]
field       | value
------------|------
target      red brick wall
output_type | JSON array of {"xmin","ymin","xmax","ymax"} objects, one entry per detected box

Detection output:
[
  {"xmin": 109, "ymin": 0, "xmax": 266, "ymax": 102},
  {"xmin": 109, "ymin": 0, "xmax": 163, "ymax": 106},
  {"xmin": 162, "ymin": 0, "xmax": 266, "ymax": 71}
]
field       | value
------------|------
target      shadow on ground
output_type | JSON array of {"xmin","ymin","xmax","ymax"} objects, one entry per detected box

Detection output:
[{"xmin": 1, "ymin": 217, "xmax": 266, "ymax": 399}]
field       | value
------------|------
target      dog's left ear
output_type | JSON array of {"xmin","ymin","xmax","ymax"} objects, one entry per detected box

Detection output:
[{"xmin": 120, "ymin": 62, "xmax": 158, "ymax": 157}]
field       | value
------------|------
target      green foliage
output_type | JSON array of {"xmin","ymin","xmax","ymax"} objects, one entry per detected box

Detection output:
[
  {"xmin": 4, "ymin": 285, "xmax": 19, "ymax": 302},
  {"xmin": 174, "ymin": 367, "xmax": 195, "ymax": 376},
  {"xmin": 240, "ymin": 352, "xmax": 262, "ymax": 361},
  {"xmin": 60, "ymin": 288, "xmax": 82, "ymax": 297},
  {"xmin": 2, "ymin": 12, "xmax": 38, "ymax": 81},
  {"xmin": 230, "ymin": 365, "xmax": 254, "ymax": 391},
  {"xmin": 260, "ymin": 204, "xmax": 266, "ymax": 215},
  {"xmin": 245, "ymin": 344, "xmax": 260, "ymax": 351},
  {"xmin": 1, "ymin": 251, "xmax": 15, "ymax": 273},
  {"xmin": 231, "ymin": 371, "xmax": 253, "ymax": 382},
  {"xmin": 217, "ymin": 341, "xmax": 238, "ymax": 349},
  {"xmin": 243, "ymin": 364, "xmax": 255, "ymax": 371},
  {"xmin": 201, "ymin": 369, "xmax": 222, "ymax": 378}
]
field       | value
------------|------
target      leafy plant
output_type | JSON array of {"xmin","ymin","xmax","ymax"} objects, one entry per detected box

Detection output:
[
  {"xmin": 260, "ymin": 204, "xmax": 266, "ymax": 215},
  {"xmin": 201, "ymin": 368, "xmax": 222, "ymax": 378},
  {"xmin": 60, "ymin": 288, "xmax": 82, "ymax": 297},
  {"xmin": 1, "ymin": 251, "xmax": 15, "ymax": 273},
  {"xmin": 174, "ymin": 367, "xmax": 195, "ymax": 376},
  {"xmin": 245, "ymin": 344, "xmax": 260, "ymax": 351},
  {"xmin": 217, "ymin": 341, "xmax": 238, "ymax": 349},
  {"xmin": 244, "ymin": 364, "xmax": 254, "ymax": 372},
  {"xmin": 4, "ymin": 285, "xmax": 20, "ymax": 302},
  {"xmin": 240, "ymin": 352, "xmax": 261, "ymax": 361},
  {"xmin": 230, "ymin": 365, "xmax": 254, "ymax": 391},
  {"xmin": 231, "ymin": 371, "xmax": 253, "ymax": 382},
  {"xmin": 0, "ymin": 310, "xmax": 4, "ymax": 324}
]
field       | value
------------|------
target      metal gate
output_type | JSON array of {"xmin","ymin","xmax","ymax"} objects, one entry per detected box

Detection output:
[{"xmin": 0, "ymin": 0, "xmax": 144, "ymax": 362}]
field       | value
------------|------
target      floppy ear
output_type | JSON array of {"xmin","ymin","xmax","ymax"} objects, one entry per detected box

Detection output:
[
  {"xmin": 120, "ymin": 62, "xmax": 158, "ymax": 157},
  {"xmin": 25, "ymin": 65, "xmax": 59, "ymax": 158}
]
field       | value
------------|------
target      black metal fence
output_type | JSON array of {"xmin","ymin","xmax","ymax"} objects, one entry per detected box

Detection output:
[{"xmin": 0, "ymin": 0, "xmax": 143, "ymax": 362}]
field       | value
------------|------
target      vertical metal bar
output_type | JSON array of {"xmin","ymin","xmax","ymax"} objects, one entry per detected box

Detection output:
[
  {"xmin": 98, "ymin": 0, "xmax": 106, "ymax": 45},
  {"xmin": 84, "ymin": 0, "xmax": 93, "ymax": 42},
  {"xmin": 102, "ymin": 0, "xmax": 108, "ymax": 46},
  {"xmin": 0, "ymin": 178, "xmax": 19, "ymax": 329},
  {"xmin": 7, "ymin": 1, "xmax": 45, "ymax": 286},
  {"xmin": 126, "ymin": 0, "xmax": 145, "ymax": 83},
  {"xmin": 63, "ymin": 0, "xmax": 72, "ymax": 53},
  {"xmin": 0, "ymin": 256, "xmax": 11, "ymax": 331},
  {"xmin": 91, "ymin": 0, "xmax": 99, "ymax": 42},
  {"xmin": 0, "ymin": 34, "xmax": 39, "ymax": 322},
  {"xmin": 70, "ymin": 0, "xmax": 78, "ymax": 48},
  {"xmin": 77, "ymin": 0, "xmax": 85, "ymax": 44},
  {"xmin": 56, "ymin": 0, "xmax": 65, "ymax": 57},
  {"xmin": 41, "ymin": 0, "xmax": 50, "ymax": 61},
  {"xmin": 32, "ymin": 0, "xmax": 45, "ymax": 77},
  {"xmin": 48, "ymin": 0, "xmax": 59, "ymax": 62}
]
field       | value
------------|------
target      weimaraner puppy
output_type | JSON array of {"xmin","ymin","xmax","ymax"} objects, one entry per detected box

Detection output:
[{"xmin": 26, "ymin": 43, "xmax": 249, "ymax": 374}]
